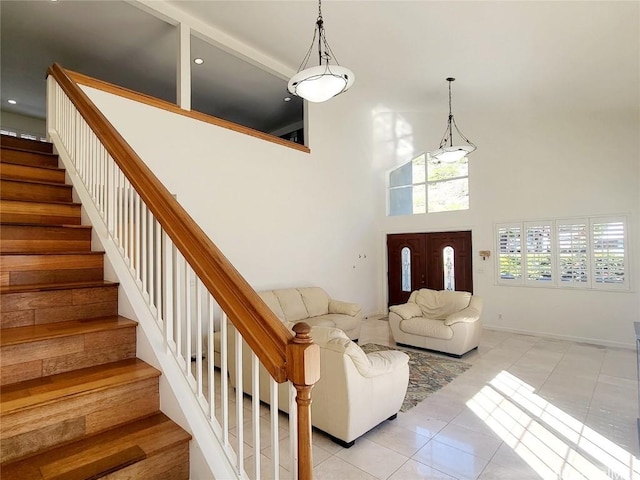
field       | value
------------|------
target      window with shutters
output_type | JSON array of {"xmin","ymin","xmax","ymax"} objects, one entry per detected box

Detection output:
[
  {"xmin": 388, "ymin": 153, "xmax": 469, "ymax": 215},
  {"xmin": 496, "ymin": 216, "xmax": 628, "ymax": 290}
]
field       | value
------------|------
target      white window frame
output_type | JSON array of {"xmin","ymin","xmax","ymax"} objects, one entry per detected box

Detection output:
[
  {"xmin": 495, "ymin": 215, "xmax": 629, "ymax": 291},
  {"xmin": 387, "ymin": 153, "xmax": 469, "ymax": 216}
]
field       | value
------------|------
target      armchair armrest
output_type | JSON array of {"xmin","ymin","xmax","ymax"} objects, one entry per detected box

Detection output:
[
  {"xmin": 329, "ymin": 299, "xmax": 362, "ymax": 317},
  {"xmin": 444, "ymin": 296, "xmax": 483, "ymax": 326},
  {"xmin": 389, "ymin": 303, "xmax": 422, "ymax": 320}
]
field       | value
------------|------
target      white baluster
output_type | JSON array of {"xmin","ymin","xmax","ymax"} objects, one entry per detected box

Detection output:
[
  {"xmin": 289, "ymin": 383, "xmax": 298, "ymax": 480},
  {"xmin": 235, "ymin": 329, "xmax": 244, "ymax": 474},
  {"xmin": 163, "ymin": 232, "xmax": 174, "ymax": 351},
  {"xmin": 196, "ymin": 279, "xmax": 203, "ymax": 397},
  {"xmin": 221, "ymin": 312, "xmax": 229, "ymax": 446},
  {"xmin": 270, "ymin": 378, "xmax": 280, "ymax": 480},
  {"xmin": 252, "ymin": 353, "xmax": 261, "ymax": 480},
  {"xmin": 155, "ymin": 219, "xmax": 162, "ymax": 323},
  {"xmin": 185, "ymin": 266, "xmax": 192, "ymax": 372},
  {"xmin": 208, "ymin": 294, "xmax": 215, "ymax": 419}
]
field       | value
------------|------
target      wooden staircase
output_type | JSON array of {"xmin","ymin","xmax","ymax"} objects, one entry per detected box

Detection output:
[{"xmin": 0, "ymin": 135, "xmax": 191, "ymax": 479}]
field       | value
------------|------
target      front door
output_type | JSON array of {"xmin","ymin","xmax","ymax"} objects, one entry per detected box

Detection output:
[{"xmin": 387, "ymin": 231, "xmax": 473, "ymax": 307}]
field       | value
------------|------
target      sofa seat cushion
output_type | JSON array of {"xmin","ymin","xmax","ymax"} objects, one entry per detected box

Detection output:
[
  {"xmin": 303, "ymin": 316, "xmax": 336, "ymax": 329},
  {"xmin": 311, "ymin": 313, "xmax": 361, "ymax": 333},
  {"xmin": 411, "ymin": 289, "xmax": 471, "ymax": 320},
  {"xmin": 399, "ymin": 317, "xmax": 453, "ymax": 340}
]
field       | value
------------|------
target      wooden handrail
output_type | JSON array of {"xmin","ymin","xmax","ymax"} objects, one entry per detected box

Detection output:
[{"xmin": 47, "ymin": 63, "xmax": 293, "ymax": 382}]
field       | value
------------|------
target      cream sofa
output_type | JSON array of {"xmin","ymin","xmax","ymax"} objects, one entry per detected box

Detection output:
[
  {"xmin": 228, "ymin": 325, "xmax": 409, "ymax": 447},
  {"xmin": 257, "ymin": 287, "xmax": 363, "ymax": 340},
  {"xmin": 213, "ymin": 286, "xmax": 362, "ymax": 366},
  {"xmin": 389, "ymin": 289, "xmax": 483, "ymax": 357}
]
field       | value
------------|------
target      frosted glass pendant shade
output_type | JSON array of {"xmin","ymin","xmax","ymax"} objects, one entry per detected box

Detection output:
[
  {"xmin": 430, "ymin": 145, "xmax": 476, "ymax": 163},
  {"xmin": 288, "ymin": 65, "xmax": 355, "ymax": 103}
]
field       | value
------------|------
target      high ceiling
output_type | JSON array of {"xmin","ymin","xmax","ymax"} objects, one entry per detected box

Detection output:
[{"xmin": 1, "ymin": 1, "xmax": 638, "ymax": 135}]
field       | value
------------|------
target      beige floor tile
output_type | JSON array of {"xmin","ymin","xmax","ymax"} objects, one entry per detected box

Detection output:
[
  {"xmin": 336, "ymin": 437, "xmax": 409, "ymax": 479},
  {"xmin": 413, "ymin": 439, "xmax": 491, "ymax": 480},
  {"xmin": 314, "ymin": 455, "xmax": 377, "ymax": 480},
  {"xmin": 388, "ymin": 459, "xmax": 456, "ymax": 479},
  {"xmin": 432, "ymin": 423, "xmax": 502, "ymax": 460},
  {"xmin": 364, "ymin": 420, "xmax": 431, "ymax": 456}
]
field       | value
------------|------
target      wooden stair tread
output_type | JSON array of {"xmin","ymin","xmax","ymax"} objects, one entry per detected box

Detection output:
[
  {"xmin": 0, "ymin": 358, "xmax": 160, "ymax": 414},
  {"xmin": 0, "ymin": 412, "xmax": 191, "ymax": 479},
  {"xmin": 0, "ymin": 145, "xmax": 57, "ymax": 158},
  {"xmin": 0, "ymin": 136, "xmax": 53, "ymax": 154},
  {"xmin": 0, "ymin": 222, "xmax": 90, "ymax": 229},
  {"xmin": 1, "ymin": 251, "xmax": 105, "ymax": 256},
  {"xmin": 0, "ymin": 198, "xmax": 81, "ymax": 207},
  {"xmin": 0, "ymin": 315, "xmax": 136, "ymax": 347},
  {"xmin": 0, "ymin": 280, "xmax": 118, "ymax": 295},
  {"xmin": 0, "ymin": 161, "xmax": 65, "ymax": 173},
  {"xmin": 0, "ymin": 177, "xmax": 72, "ymax": 189}
]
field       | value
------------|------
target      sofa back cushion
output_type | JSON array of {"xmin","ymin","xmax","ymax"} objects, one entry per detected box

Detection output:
[
  {"xmin": 299, "ymin": 287, "xmax": 330, "ymax": 317},
  {"xmin": 410, "ymin": 289, "xmax": 471, "ymax": 320},
  {"xmin": 273, "ymin": 288, "xmax": 310, "ymax": 322},
  {"xmin": 258, "ymin": 291, "xmax": 286, "ymax": 321}
]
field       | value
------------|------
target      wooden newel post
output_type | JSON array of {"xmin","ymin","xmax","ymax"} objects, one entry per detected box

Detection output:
[{"xmin": 286, "ymin": 322, "xmax": 320, "ymax": 480}]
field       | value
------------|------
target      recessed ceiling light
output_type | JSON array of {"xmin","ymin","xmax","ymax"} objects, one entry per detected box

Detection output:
[
  {"xmin": 194, "ymin": 58, "xmax": 204, "ymax": 65},
  {"xmin": 283, "ymin": 97, "xmax": 292, "ymax": 102},
  {"xmin": 7, "ymin": 100, "xmax": 17, "ymax": 105}
]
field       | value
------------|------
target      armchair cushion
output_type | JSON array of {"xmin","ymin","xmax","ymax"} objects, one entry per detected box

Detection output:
[
  {"xmin": 389, "ymin": 302, "xmax": 422, "ymax": 320},
  {"xmin": 411, "ymin": 289, "xmax": 471, "ymax": 320}
]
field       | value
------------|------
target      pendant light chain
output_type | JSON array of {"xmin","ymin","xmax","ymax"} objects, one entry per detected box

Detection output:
[{"xmin": 448, "ymin": 79, "xmax": 454, "ymax": 147}]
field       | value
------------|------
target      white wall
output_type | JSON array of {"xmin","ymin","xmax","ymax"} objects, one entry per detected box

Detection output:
[
  {"xmin": 84, "ymin": 75, "xmax": 639, "ymax": 348},
  {"xmin": 0, "ymin": 110, "xmax": 46, "ymax": 137},
  {"xmin": 83, "ymin": 86, "xmax": 380, "ymax": 317},
  {"xmin": 375, "ymin": 106, "xmax": 640, "ymax": 348}
]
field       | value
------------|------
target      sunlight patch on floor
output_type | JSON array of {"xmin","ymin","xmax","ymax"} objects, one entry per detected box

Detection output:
[{"xmin": 467, "ymin": 370, "xmax": 640, "ymax": 480}]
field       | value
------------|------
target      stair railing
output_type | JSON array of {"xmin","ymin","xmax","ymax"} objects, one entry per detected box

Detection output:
[{"xmin": 46, "ymin": 63, "xmax": 319, "ymax": 480}]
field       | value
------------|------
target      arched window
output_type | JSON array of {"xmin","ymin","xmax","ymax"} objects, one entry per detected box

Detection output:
[
  {"xmin": 443, "ymin": 246, "xmax": 455, "ymax": 291},
  {"xmin": 401, "ymin": 247, "xmax": 411, "ymax": 292}
]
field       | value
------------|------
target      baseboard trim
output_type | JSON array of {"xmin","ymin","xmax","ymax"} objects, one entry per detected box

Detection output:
[{"xmin": 483, "ymin": 325, "xmax": 635, "ymax": 350}]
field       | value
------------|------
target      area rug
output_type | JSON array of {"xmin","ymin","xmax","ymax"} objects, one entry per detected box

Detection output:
[{"xmin": 360, "ymin": 343, "xmax": 472, "ymax": 412}]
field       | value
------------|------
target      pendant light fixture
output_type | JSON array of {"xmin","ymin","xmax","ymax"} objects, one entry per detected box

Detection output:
[
  {"xmin": 288, "ymin": 0, "xmax": 355, "ymax": 103},
  {"xmin": 430, "ymin": 77, "xmax": 476, "ymax": 162}
]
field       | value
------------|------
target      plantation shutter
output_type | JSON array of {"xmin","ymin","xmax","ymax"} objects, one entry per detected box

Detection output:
[
  {"xmin": 557, "ymin": 220, "xmax": 589, "ymax": 286},
  {"xmin": 497, "ymin": 224, "xmax": 522, "ymax": 283},
  {"xmin": 592, "ymin": 218, "xmax": 626, "ymax": 288},
  {"xmin": 525, "ymin": 223, "xmax": 553, "ymax": 284}
]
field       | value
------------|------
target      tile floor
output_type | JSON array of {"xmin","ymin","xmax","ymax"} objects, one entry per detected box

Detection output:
[{"xmin": 304, "ymin": 316, "xmax": 640, "ymax": 480}]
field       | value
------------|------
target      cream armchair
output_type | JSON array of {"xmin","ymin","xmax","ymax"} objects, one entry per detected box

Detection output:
[
  {"xmin": 389, "ymin": 289, "xmax": 483, "ymax": 357},
  {"xmin": 228, "ymin": 325, "xmax": 409, "ymax": 447}
]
